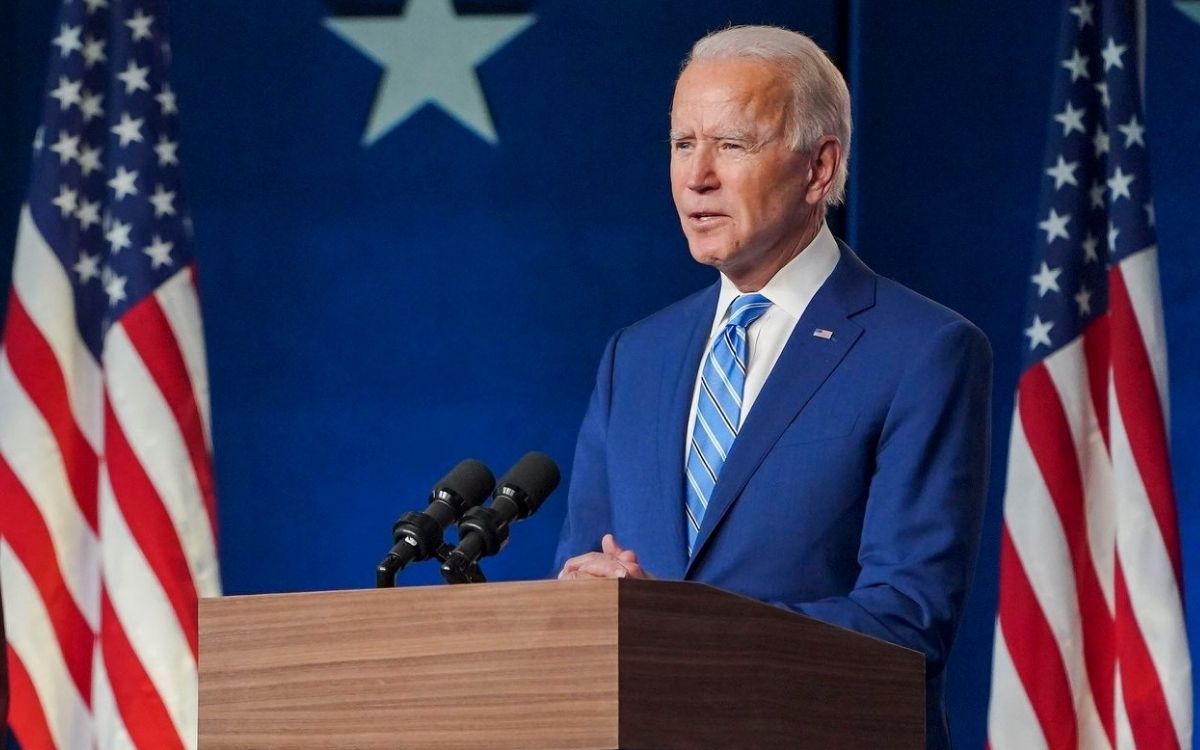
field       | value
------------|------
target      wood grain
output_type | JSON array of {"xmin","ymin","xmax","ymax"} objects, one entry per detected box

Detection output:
[{"xmin": 199, "ymin": 579, "xmax": 923, "ymax": 749}]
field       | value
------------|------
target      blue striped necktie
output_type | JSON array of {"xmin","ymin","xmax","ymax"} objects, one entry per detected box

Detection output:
[{"xmin": 685, "ymin": 293, "xmax": 772, "ymax": 554}]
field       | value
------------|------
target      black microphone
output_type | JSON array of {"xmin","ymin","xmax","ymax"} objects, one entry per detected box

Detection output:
[
  {"xmin": 375, "ymin": 459, "xmax": 495, "ymax": 587},
  {"xmin": 440, "ymin": 452, "xmax": 561, "ymax": 584}
]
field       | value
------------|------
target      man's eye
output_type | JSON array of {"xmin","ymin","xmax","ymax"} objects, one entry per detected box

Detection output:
[
  {"xmin": 672, "ymin": 141, "xmax": 693, "ymax": 152},
  {"xmin": 720, "ymin": 141, "xmax": 744, "ymax": 151}
]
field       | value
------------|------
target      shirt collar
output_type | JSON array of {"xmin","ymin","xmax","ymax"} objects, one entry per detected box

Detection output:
[{"xmin": 713, "ymin": 222, "xmax": 840, "ymax": 328}]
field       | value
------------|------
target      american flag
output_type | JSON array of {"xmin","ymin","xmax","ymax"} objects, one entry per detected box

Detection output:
[
  {"xmin": 0, "ymin": 0, "xmax": 220, "ymax": 748},
  {"xmin": 987, "ymin": 0, "xmax": 1192, "ymax": 748}
]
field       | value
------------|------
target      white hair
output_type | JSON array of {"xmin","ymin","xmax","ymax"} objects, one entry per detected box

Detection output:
[{"xmin": 685, "ymin": 25, "xmax": 852, "ymax": 206}]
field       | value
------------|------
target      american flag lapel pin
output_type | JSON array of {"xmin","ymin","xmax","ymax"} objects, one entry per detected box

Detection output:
[{"xmin": 813, "ymin": 328, "xmax": 834, "ymax": 340}]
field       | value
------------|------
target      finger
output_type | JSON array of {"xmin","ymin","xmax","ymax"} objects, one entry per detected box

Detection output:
[
  {"xmin": 573, "ymin": 558, "xmax": 643, "ymax": 579},
  {"xmin": 601, "ymin": 533, "xmax": 623, "ymax": 556}
]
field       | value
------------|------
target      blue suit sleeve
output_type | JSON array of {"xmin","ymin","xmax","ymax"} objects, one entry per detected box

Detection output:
[
  {"xmin": 788, "ymin": 318, "xmax": 993, "ymax": 676},
  {"xmin": 552, "ymin": 330, "xmax": 622, "ymax": 572}
]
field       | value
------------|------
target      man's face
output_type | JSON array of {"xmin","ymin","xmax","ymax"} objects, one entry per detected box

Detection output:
[{"xmin": 669, "ymin": 58, "xmax": 817, "ymax": 281}]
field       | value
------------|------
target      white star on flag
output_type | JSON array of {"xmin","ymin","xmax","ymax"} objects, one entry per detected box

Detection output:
[
  {"xmin": 1117, "ymin": 114, "xmax": 1145, "ymax": 148},
  {"xmin": 49, "ymin": 76, "xmax": 82, "ymax": 109},
  {"xmin": 1024, "ymin": 315, "xmax": 1055, "ymax": 349},
  {"xmin": 1054, "ymin": 101, "xmax": 1086, "ymax": 135},
  {"xmin": 1107, "ymin": 165, "xmax": 1134, "ymax": 202},
  {"xmin": 1069, "ymin": 0, "xmax": 1095, "ymax": 27},
  {"xmin": 107, "ymin": 165, "xmax": 139, "ymax": 200},
  {"xmin": 105, "ymin": 218, "xmax": 133, "ymax": 252},
  {"xmin": 1061, "ymin": 48, "xmax": 1089, "ymax": 81},
  {"xmin": 1074, "ymin": 286, "xmax": 1092, "ymax": 315},
  {"xmin": 142, "ymin": 234, "xmax": 174, "ymax": 268},
  {"xmin": 111, "ymin": 112, "xmax": 145, "ymax": 146},
  {"xmin": 1101, "ymin": 36, "xmax": 1127, "ymax": 70},
  {"xmin": 49, "ymin": 131, "xmax": 80, "ymax": 165},
  {"xmin": 1039, "ymin": 208, "xmax": 1072, "ymax": 242},
  {"xmin": 1045, "ymin": 155, "xmax": 1079, "ymax": 189},
  {"xmin": 52, "ymin": 24, "xmax": 83, "ymax": 57},
  {"xmin": 126, "ymin": 9, "xmax": 154, "ymax": 41},
  {"xmin": 116, "ymin": 60, "xmax": 151, "ymax": 93},
  {"xmin": 1031, "ymin": 262, "xmax": 1063, "ymax": 296},
  {"xmin": 73, "ymin": 251, "xmax": 101, "ymax": 283},
  {"xmin": 149, "ymin": 184, "xmax": 176, "ymax": 217}
]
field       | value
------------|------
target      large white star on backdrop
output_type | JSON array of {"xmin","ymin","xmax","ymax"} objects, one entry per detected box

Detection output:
[{"xmin": 324, "ymin": 0, "xmax": 535, "ymax": 146}]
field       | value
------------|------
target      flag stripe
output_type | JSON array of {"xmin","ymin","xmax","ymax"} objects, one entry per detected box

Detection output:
[
  {"xmin": 1082, "ymin": 317, "xmax": 1110, "ymax": 447},
  {"xmin": 1110, "ymin": 387, "xmax": 1192, "ymax": 745},
  {"xmin": 1017, "ymin": 363, "xmax": 1115, "ymax": 743},
  {"xmin": 103, "ymin": 397, "xmax": 200, "ymax": 658},
  {"xmin": 3, "ymin": 293, "xmax": 100, "ymax": 528},
  {"xmin": 154, "ymin": 266, "xmax": 213, "ymax": 452},
  {"xmin": 10, "ymin": 207, "xmax": 103, "ymax": 451},
  {"xmin": 92, "ymin": 643, "xmax": 137, "ymax": 750},
  {"xmin": 987, "ymin": 623, "xmax": 1051, "ymax": 750},
  {"xmin": 6, "ymin": 646, "xmax": 59, "ymax": 750},
  {"xmin": 0, "ymin": 351, "xmax": 100, "ymax": 627},
  {"xmin": 99, "ymin": 591, "xmax": 186, "ymax": 750},
  {"xmin": 106, "ymin": 318, "xmax": 220, "ymax": 600},
  {"xmin": 1108, "ymin": 264, "xmax": 1181, "ymax": 578},
  {"xmin": 997, "ymin": 526, "xmax": 1077, "ymax": 749},
  {"xmin": 1113, "ymin": 560, "xmax": 1180, "ymax": 750},
  {"xmin": 100, "ymin": 465, "xmax": 197, "ymax": 747},
  {"xmin": 123, "ymin": 283, "xmax": 217, "ymax": 535},
  {"xmin": 0, "ymin": 454, "xmax": 95, "ymax": 700},
  {"xmin": 1, "ymin": 542, "xmax": 94, "ymax": 750}
]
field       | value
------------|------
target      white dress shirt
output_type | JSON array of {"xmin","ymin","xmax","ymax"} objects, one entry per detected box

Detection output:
[{"xmin": 684, "ymin": 223, "xmax": 840, "ymax": 462}]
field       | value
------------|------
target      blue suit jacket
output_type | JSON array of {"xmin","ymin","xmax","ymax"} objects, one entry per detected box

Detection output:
[{"xmin": 554, "ymin": 243, "xmax": 992, "ymax": 749}]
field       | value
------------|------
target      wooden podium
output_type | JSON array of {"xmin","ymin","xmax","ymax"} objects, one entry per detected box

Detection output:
[{"xmin": 199, "ymin": 579, "xmax": 924, "ymax": 749}]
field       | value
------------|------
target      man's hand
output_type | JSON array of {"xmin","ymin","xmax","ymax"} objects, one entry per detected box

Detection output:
[{"xmin": 557, "ymin": 534, "xmax": 651, "ymax": 579}]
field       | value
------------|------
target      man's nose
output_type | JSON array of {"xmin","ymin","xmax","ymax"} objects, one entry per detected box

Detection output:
[{"xmin": 686, "ymin": 146, "xmax": 719, "ymax": 193}]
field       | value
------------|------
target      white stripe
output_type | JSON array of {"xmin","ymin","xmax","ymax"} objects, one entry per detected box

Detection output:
[
  {"xmin": 1109, "ymin": 391, "xmax": 1192, "ymax": 747},
  {"xmin": 1116, "ymin": 250, "xmax": 1170, "ymax": 424},
  {"xmin": 987, "ymin": 621, "xmax": 1049, "ymax": 750},
  {"xmin": 11, "ymin": 205, "xmax": 103, "ymax": 451},
  {"xmin": 695, "ymin": 412, "xmax": 727, "ymax": 461},
  {"xmin": 99, "ymin": 467, "xmax": 197, "ymax": 749},
  {"xmin": 155, "ymin": 268, "xmax": 214, "ymax": 452},
  {"xmin": 0, "ymin": 352, "xmax": 100, "ymax": 628},
  {"xmin": 0, "ymin": 542, "xmax": 94, "ymax": 750},
  {"xmin": 1003, "ymin": 412, "xmax": 1108, "ymax": 746},
  {"xmin": 105, "ymin": 322, "xmax": 221, "ymax": 597},
  {"xmin": 92, "ymin": 644, "xmax": 136, "ymax": 750},
  {"xmin": 1042, "ymin": 339, "xmax": 1116, "ymax": 613},
  {"xmin": 707, "ymin": 350, "xmax": 743, "ymax": 409}
]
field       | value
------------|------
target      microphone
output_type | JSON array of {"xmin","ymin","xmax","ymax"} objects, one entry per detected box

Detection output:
[
  {"xmin": 440, "ymin": 452, "xmax": 561, "ymax": 584},
  {"xmin": 375, "ymin": 459, "xmax": 495, "ymax": 588}
]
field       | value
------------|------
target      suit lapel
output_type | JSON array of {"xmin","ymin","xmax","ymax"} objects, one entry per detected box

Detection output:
[
  {"xmin": 652, "ymin": 283, "xmax": 719, "ymax": 578},
  {"xmin": 686, "ymin": 244, "xmax": 877, "ymax": 574}
]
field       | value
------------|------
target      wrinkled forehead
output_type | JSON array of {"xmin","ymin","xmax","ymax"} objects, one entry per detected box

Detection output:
[{"xmin": 670, "ymin": 58, "xmax": 791, "ymax": 135}]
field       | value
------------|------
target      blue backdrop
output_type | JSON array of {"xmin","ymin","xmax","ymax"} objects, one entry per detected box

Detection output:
[{"xmin": 2, "ymin": 1, "xmax": 1198, "ymax": 746}]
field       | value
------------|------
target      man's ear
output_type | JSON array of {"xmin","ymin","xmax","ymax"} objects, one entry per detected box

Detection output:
[{"xmin": 805, "ymin": 136, "xmax": 841, "ymax": 206}]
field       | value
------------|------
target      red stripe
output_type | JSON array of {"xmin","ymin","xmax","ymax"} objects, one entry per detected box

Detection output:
[
  {"xmin": 2, "ymin": 293, "xmax": 99, "ymax": 530},
  {"xmin": 997, "ymin": 525, "xmax": 1077, "ymax": 749},
  {"xmin": 0, "ymin": 455, "xmax": 95, "ymax": 703},
  {"xmin": 104, "ymin": 398, "xmax": 200, "ymax": 658},
  {"xmin": 1108, "ymin": 267, "xmax": 1183, "ymax": 581},
  {"xmin": 1114, "ymin": 559, "xmax": 1180, "ymax": 750},
  {"xmin": 6, "ymin": 645, "xmax": 59, "ymax": 750},
  {"xmin": 99, "ymin": 590, "xmax": 185, "ymax": 750},
  {"xmin": 1081, "ymin": 315, "xmax": 1110, "ymax": 449},
  {"xmin": 1017, "ymin": 365, "xmax": 1115, "ymax": 742},
  {"xmin": 122, "ymin": 289, "xmax": 218, "ymax": 537}
]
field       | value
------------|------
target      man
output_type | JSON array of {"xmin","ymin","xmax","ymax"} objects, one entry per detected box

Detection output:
[{"xmin": 554, "ymin": 25, "xmax": 991, "ymax": 750}]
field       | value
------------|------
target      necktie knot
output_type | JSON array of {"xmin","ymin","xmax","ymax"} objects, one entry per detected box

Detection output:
[{"xmin": 725, "ymin": 293, "xmax": 772, "ymax": 331}]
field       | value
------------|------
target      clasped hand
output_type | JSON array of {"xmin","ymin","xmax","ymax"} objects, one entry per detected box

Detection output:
[{"xmin": 557, "ymin": 533, "xmax": 651, "ymax": 579}]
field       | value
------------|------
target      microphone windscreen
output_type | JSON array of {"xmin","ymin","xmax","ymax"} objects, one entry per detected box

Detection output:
[
  {"xmin": 497, "ymin": 452, "xmax": 561, "ymax": 506},
  {"xmin": 437, "ymin": 459, "xmax": 495, "ymax": 505}
]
